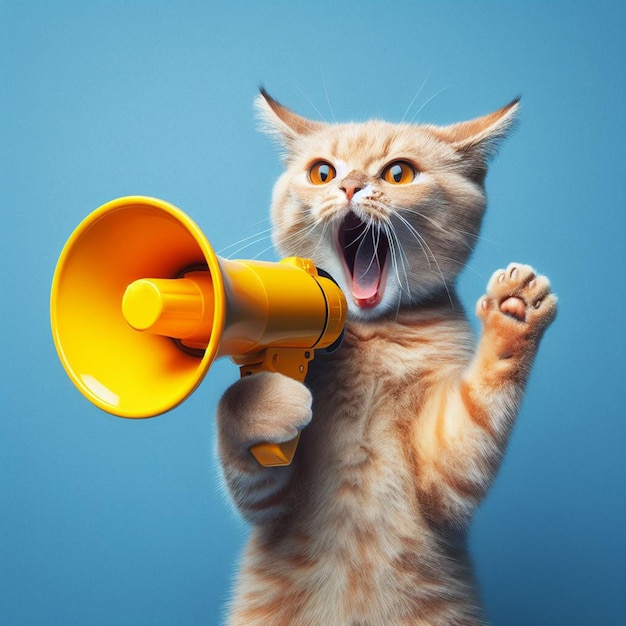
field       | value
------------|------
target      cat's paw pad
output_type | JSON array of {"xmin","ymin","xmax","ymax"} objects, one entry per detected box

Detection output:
[{"xmin": 477, "ymin": 263, "xmax": 557, "ymax": 332}]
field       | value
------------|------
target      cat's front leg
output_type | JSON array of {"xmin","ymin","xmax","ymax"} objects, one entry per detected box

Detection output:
[
  {"xmin": 461, "ymin": 262, "xmax": 557, "ymax": 440},
  {"xmin": 460, "ymin": 263, "xmax": 557, "ymax": 436},
  {"xmin": 415, "ymin": 264, "xmax": 556, "ymax": 526},
  {"xmin": 216, "ymin": 372, "xmax": 312, "ymax": 525}
]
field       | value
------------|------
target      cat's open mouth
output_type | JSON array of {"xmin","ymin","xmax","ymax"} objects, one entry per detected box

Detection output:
[{"xmin": 337, "ymin": 212, "xmax": 390, "ymax": 309}]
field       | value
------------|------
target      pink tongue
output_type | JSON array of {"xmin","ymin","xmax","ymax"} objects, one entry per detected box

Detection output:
[{"xmin": 352, "ymin": 232, "xmax": 381, "ymax": 300}]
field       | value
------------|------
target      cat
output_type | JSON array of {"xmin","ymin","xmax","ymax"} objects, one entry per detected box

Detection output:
[{"xmin": 216, "ymin": 88, "xmax": 557, "ymax": 626}]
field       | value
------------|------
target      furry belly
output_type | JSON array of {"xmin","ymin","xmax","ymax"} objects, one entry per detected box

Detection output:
[
  {"xmin": 227, "ymin": 464, "xmax": 482, "ymax": 626},
  {"xmin": 229, "ymin": 527, "xmax": 481, "ymax": 626}
]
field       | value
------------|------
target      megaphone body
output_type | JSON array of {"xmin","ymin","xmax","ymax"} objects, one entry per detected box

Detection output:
[{"xmin": 50, "ymin": 196, "xmax": 347, "ymax": 466}]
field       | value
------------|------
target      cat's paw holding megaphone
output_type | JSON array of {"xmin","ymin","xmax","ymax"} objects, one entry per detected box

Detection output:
[
  {"xmin": 216, "ymin": 372, "xmax": 312, "ymax": 522},
  {"xmin": 218, "ymin": 371, "xmax": 313, "ymax": 452}
]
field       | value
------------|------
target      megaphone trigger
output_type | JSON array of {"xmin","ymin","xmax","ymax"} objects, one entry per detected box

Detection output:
[{"xmin": 50, "ymin": 196, "xmax": 347, "ymax": 468}]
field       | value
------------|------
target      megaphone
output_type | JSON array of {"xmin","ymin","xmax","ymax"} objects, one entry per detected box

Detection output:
[{"xmin": 50, "ymin": 196, "xmax": 347, "ymax": 466}]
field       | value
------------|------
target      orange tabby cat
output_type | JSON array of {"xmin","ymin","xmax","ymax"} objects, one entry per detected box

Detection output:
[{"xmin": 216, "ymin": 89, "xmax": 557, "ymax": 625}]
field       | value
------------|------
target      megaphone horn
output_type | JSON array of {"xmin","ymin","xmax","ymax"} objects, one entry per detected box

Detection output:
[{"xmin": 50, "ymin": 196, "xmax": 347, "ymax": 467}]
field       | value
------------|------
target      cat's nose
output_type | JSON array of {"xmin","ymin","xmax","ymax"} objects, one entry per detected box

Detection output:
[{"xmin": 340, "ymin": 175, "xmax": 366, "ymax": 201}]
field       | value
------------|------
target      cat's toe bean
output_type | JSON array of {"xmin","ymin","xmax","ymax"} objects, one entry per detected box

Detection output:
[
  {"xmin": 507, "ymin": 263, "xmax": 536, "ymax": 287},
  {"xmin": 488, "ymin": 263, "xmax": 538, "ymax": 296},
  {"xmin": 529, "ymin": 290, "xmax": 558, "ymax": 326},
  {"xmin": 487, "ymin": 268, "xmax": 508, "ymax": 292},
  {"xmin": 476, "ymin": 296, "xmax": 492, "ymax": 319},
  {"xmin": 525, "ymin": 273, "xmax": 552, "ymax": 302}
]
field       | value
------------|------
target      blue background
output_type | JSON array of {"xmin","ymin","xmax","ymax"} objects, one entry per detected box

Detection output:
[{"xmin": 2, "ymin": 2, "xmax": 625, "ymax": 624}]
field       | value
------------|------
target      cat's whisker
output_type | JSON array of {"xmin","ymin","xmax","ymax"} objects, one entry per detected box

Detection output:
[
  {"xmin": 341, "ymin": 216, "xmax": 379, "ymax": 257},
  {"xmin": 345, "ymin": 220, "xmax": 377, "ymax": 281},
  {"xmin": 218, "ymin": 225, "xmax": 275, "ymax": 257},
  {"xmin": 385, "ymin": 227, "xmax": 408, "ymax": 321},
  {"xmin": 359, "ymin": 198, "xmax": 393, "ymax": 220},
  {"xmin": 292, "ymin": 81, "xmax": 329, "ymax": 123},
  {"xmin": 308, "ymin": 219, "xmax": 332, "ymax": 260},
  {"xmin": 318, "ymin": 61, "xmax": 337, "ymax": 123},
  {"xmin": 234, "ymin": 240, "xmax": 276, "ymax": 260},
  {"xmin": 279, "ymin": 222, "xmax": 317, "ymax": 248},
  {"xmin": 381, "ymin": 217, "xmax": 412, "ymax": 299},
  {"xmin": 382, "ymin": 221, "xmax": 404, "ymax": 287},
  {"xmin": 400, "ymin": 70, "xmax": 432, "ymax": 124},
  {"xmin": 401, "ymin": 208, "xmax": 489, "ymax": 248},
  {"xmin": 392, "ymin": 211, "xmax": 455, "ymax": 309},
  {"xmin": 356, "ymin": 222, "xmax": 381, "ymax": 280},
  {"xmin": 409, "ymin": 85, "xmax": 452, "ymax": 124},
  {"xmin": 391, "ymin": 212, "xmax": 434, "ymax": 271},
  {"xmin": 271, "ymin": 219, "xmax": 322, "ymax": 259},
  {"xmin": 223, "ymin": 233, "xmax": 276, "ymax": 259},
  {"xmin": 437, "ymin": 255, "xmax": 486, "ymax": 282},
  {"xmin": 365, "ymin": 207, "xmax": 413, "ymax": 294},
  {"xmin": 224, "ymin": 214, "xmax": 318, "ymax": 260}
]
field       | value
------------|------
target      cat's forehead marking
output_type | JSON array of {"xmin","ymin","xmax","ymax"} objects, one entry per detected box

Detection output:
[{"xmin": 332, "ymin": 123, "xmax": 397, "ymax": 164}]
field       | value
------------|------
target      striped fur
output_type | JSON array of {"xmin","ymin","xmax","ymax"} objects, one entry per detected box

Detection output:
[{"xmin": 216, "ymin": 92, "xmax": 556, "ymax": 625}]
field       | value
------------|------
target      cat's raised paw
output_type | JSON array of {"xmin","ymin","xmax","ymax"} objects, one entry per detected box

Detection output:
[{"xmin": 477, "ymin": 263, "xmax": 557, "ymax": 333}]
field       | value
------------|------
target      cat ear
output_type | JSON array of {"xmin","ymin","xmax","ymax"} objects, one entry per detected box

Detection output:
[
  {"xmin": 255, "ymin": 87, "xmax": 325, "ymax": 151},
  {"xmin": 434, "ymin": 97, "xmax": 521, "ymax": 160}
]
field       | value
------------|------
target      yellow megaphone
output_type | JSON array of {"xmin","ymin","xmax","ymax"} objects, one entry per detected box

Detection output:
[{"xmin": 50, "ymin": 196, "xmax": 346, "ymax": 467}]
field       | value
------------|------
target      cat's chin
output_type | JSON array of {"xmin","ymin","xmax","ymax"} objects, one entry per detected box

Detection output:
[{"xmin": 348, "ymin": 305, "xmax": 387, "ymax": 322}]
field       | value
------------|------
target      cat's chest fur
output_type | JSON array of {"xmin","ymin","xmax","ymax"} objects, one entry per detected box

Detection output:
[
  {"xmin": 305, "ymin": 308, "xmax": 473, "ymax": 458},
  {"xmin": 292, "ymin": 309, "xmax": 473, "ymax": 544}
]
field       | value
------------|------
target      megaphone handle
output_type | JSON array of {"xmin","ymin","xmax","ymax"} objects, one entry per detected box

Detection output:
[{"xmin": 237, "ymin": 348, "xmax": 313, "ymax": 468}]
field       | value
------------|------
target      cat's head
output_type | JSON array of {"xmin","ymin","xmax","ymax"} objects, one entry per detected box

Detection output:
[{"xmin": 257, "ymin": 88, "xmax": 519, "ymax": 321}]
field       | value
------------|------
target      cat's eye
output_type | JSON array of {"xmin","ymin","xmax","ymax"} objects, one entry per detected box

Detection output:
[
  {"xmin": 309, "ymin": 161, "xmax": 337, "ymax": 185},
  {"xmin": 382, "ymin": 161, "xmax": 416, "ymax": 185}
]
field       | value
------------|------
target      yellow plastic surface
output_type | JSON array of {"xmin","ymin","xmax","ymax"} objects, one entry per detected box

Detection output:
[
  {"xmin": 50, "ymin": 195, "xmax": 348, "ymax": 465},
  {"xmin": 50, "ymin": 196, "xmax": 226, "ymax": 418},
  {"xmin": 122, "ymin": 272, "xmax": 215, "ymax": 347},
  {"xmin": 249, "ymin": 433, "xmax": 301, "ymax": 467}
]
